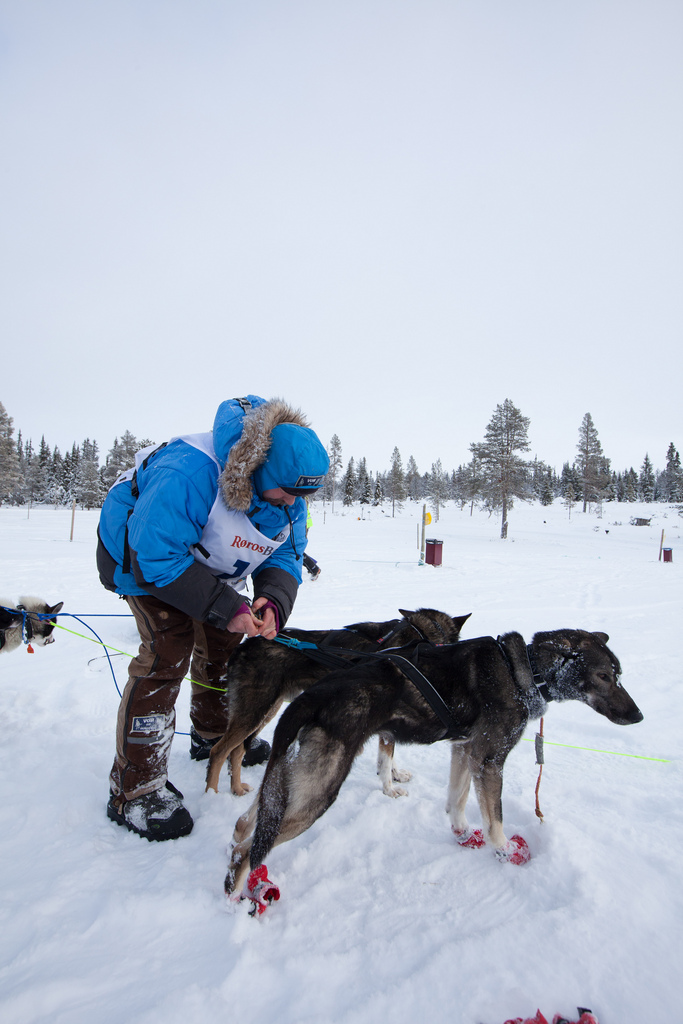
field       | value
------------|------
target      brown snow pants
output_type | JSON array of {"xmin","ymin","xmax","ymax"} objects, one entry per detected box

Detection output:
[{"xmin": 110, "ymin": 594, "xmax": 243, "ymax": 800}]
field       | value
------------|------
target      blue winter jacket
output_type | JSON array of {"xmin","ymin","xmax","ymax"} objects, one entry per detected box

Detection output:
[{"xmin": 96, "ymin": 397, "xmax": 325, "ymax": 629}]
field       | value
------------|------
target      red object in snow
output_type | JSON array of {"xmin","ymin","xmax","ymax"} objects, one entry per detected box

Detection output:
[
  {"xmin": 497, "ymin": 833, "xmax": 531, "ymax": 865},
  {"xmin": 246, "ymin": 864, "xmax": 280, "ymax": 916},
  {"xmin": 503, "ymin": 1011, "xmax": 548, "ymax": 1024},
  {"xmin": 502, "ymin": 1009, "xmax": 598, "ymax": 1024},
  {"xmin": 453, "ymin": 827, "xmax": 486, "ymax": 849},
  {"xmin": 425, "ymin": 539, "xmax": 443, "ymax": 566}
]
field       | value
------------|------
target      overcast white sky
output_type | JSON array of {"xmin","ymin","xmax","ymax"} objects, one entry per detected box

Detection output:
[{"xmin": 1, "ymin": 0, "xmax": 681, "ymax": 476}]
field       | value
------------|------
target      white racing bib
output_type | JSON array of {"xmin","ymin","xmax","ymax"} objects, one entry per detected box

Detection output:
[{"xmin": 178, "ymin": 432, "xmax": 290, "ymax": 591}]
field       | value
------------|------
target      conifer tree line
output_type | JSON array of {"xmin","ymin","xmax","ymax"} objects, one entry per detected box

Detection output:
[
  {"xmin": 0, "ymin": 401, "xmax": 153, "ymax": 509},
  {"xmin": 1, "ymin": 399, "xmax": 681, "ymax": 524},
  {"xmin": 321, "ymin": 403, "xmax": 683, "ymax": 539}
]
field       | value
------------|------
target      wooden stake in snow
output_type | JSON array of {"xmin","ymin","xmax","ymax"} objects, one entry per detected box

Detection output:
[
  {"xmin": 70, "ymin": 499, "xmax": 76, "ymax": 542},
  {"xmin": 659, "ymin": 529, "xmax": 665, "ymax": 561}
]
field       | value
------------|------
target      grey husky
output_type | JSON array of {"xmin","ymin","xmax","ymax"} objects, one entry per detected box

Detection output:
[
  {"xmin": 206, "ymin": 608, "xmax": 471, "ymax": 797},
  {"xmin": 0, "ymin": 597, "xmax": 64, "ymax": 654},
  {"xmin": 225, "ymin": 628, "xmax": 643, "ymax": 901}
]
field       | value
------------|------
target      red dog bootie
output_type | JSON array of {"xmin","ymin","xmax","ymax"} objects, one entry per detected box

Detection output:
[
  {"xmin": 453, "ymin": 827, "xmax": 486, "ymax": 849},
  {"xmin": 502, "ymin": 1008, "xmax": 598, "ymax": 1024},
  {"xmin": 245, "ymin": 864, "xmax": 280, "ymax": 916},
  {"xmin": 496, "ymin": 834, "xmax": 531, "ymax": 865},
  {"xmin": 503, "ymin": 1010, "xmax": 548, "ymax": 1024}
]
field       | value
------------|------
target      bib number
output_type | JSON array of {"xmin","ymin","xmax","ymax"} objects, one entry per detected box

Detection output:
[{"xmin": 216, "ymin": 559, "xmax": 250, "ymax": 581}]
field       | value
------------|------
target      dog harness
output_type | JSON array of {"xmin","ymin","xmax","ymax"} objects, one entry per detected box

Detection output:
[{"xmin": 271, "ymin": 629, "xmax": 471, "ymax": 741}]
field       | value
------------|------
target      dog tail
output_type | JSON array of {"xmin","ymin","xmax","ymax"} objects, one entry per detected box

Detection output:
[
  {"xmin": 248, "ymin": 697, "xmax": 314, "ymax": 870},
  {"xmin": 249, "ymin": 760, "xmax": 289, "ymax": 870}
]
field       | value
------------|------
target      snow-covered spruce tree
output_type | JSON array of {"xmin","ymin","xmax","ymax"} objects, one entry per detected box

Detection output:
[
  {"xmin": 612, "ymin": 472, "xmax": 625, "ymax": 502},
  {"xmin": 470, "ymin": 398, "xmax": 531, "ymax": 539},
  {"xmin": 372, "ymin": 474, "xmax": 383, "ymax": 506},
  {"xmin": 427, "ymin": 458, "xmax": 449, "ymax": 522},
  {"xmin": 449, "ymin": 465, "xmax": 466, "ymax": 507},
  {"xmin": 61, "ymin": 444, "xmax": 78, "ymax": 503},
  {"xmin": 101, "ymin": 430, "xmax": 141, "ymax": 490},
  {"xmin": 459, "ymin": 458, "xmax": 484, "ymax": 515},
  {"xmin": 602, "ymin": 468, "xmax": 616, "ymax": 502},
  {"xmin": 388, "ymin": 447, "xmax": 406, "ymax": 517},
  {"xmin": 0, "ymin": 400, "xmax": 25, "ymax": 504},
  {"xmin": 624, "ymin": 468, "xmax": 638, "ymax": 502},
  {"xmin": 326, "ymin": 434, "xmax": 343, "ymax": 511},
  {"xmin": 75, "ymin": 439, "xmax": 103, "ymax": 509},
  {"xmin": 574, "ymin": 413, "xmax": 611, "ymax": 512},
  {"xmin": 24, "ymin": 437, "xmax": 50, "ymax": 504},
  {"xmin": 47, "ymin": 447, "xmax": 67, "ymax": 506},
  {"xmin": 404, "ymin": 456, "xmax": 421, "ymax": 501},
  {"xmin": 639, "ymin": 454, "xmax": 655, "ymax": 502},
  {"xmin": 539, "ymin": 472, "xmax": 555, "ymax": 507},
  {"xmin": 560, "ymin": 462, "xmax": 581, "ymax": 499},
  {"xmin": 530, "ymin": 458, "xmax": 555, "ymax": 505},
  {"xmin": 663, "ymin": 443, "xmax": 683, "ymax": 502},
  {"xmin": 356, "ymin": 456, "xmax": 370, "ymax": 503},
  {"xmin": 342, "ymin": 457, "xmax": 356, "ymax": 506},
  {"xmin": 356, "ymin": 457, "xmax": 371, "ymax": 504}
]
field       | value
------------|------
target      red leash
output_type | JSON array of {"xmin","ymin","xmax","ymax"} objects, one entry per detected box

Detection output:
[{"xmin": 534, "ymin": 717, "xmax": 544, "ymax": 822}]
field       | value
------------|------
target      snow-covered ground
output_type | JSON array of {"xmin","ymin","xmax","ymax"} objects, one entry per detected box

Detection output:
[{"xmin": 1, "ymin": 499, "xmax": 681, "ymax": 1024}]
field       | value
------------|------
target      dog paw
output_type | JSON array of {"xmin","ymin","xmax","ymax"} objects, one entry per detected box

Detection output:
[
  {"xmin": 384, "ymin": 785, "xmax": 409, "ymax": 798},
  {"xmin": 231, "ymin": 783, "xmax": 253, "ymax": 797},
  {"xmin": 495, "ymin": 834, "xmax": 531, "ymax": 865},
  {"xmin": 391, "ymin": 767, "xmax": 412, "ymax": 783},
  {"xmin": 453, "ymin": 827, "xmax": 486, "ymax": 849}
]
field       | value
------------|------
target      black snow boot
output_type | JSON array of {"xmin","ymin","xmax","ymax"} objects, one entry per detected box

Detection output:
[
  {"xmin": 241, "ymin": 736, "xmax": 271, "ymax": 767},
  {"xmin": 107, "ymin": 781, "xmax": 194, "ymax": 841},
  {"xmin": 190, "ymin": 727, "xmax": 271, "ymax": 767},
  {"xmin": 189, "ymin": 727, "xmax": 219, "ymax": 761}
]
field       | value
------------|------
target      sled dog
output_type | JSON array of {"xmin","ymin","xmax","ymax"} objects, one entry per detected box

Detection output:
[
  {"xmin": 206, "ymin": 608, "xmax": 471, "ymax": 796},
  {"xmin": 225, "ymin": 628, "xmax": 643, "ymax": 898},
  {"xmin": 0, "ymin": 597, "xmax": 64, "ymax": 654}
]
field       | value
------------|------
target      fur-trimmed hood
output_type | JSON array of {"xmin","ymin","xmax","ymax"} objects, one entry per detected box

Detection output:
[{"xmin": 215, "ymin": 397, "xmax": 328, "ymax": 512}]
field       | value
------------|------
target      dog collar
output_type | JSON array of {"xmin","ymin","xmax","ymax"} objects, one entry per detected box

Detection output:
[
  {"xmin": 526, "ymin": 644, "xmax": 553, "ymax": 702},
  {"xmin": 14, "ymin": 604, "xmax": 35, "ymax": 645}
]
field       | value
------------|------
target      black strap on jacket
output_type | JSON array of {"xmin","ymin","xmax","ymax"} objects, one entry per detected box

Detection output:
[
  {"xmin": 130, "ymin": 441, "xmax": 169, "ymax": 499},
  {"xmin": 122, "ymin": 509, "xmax": 134, "ymax": 575}
]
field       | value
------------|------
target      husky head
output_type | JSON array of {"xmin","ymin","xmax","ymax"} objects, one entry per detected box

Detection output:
[
  {"xmin": 345, "ymin": 609, "xmax": 471, "ymax": 648},
  {"xmin": 19, "ymin": 597, "xmax": 64, "ymax": 646},
  {"xmin": 531, "ymin": 628, "xmax": 643, "ymax": 725},
  {"xmin": 398, "ymin": 609, "xmax": 471, "ymax": 646},
  {"xmin": 0, "ymin": 597, "xmax": 64, "ymax": 653}
]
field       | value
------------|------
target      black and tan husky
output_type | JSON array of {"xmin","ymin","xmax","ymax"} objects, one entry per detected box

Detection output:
[
  {"xmin": 0, "ymin": 597, "xmax": 64, "ymax": 654},
  {"xmin": 225, "ymin": 628, "xmax": 643, "ymax": 900},
  {"xmin": 206, "ymin": 608, "xmax": 471, "ymax": 796}
]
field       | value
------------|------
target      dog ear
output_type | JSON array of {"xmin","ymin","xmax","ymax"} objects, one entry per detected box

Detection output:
[
  {"xmin": 537, "ymin": 638, "xmax": 574, "ymax": 655},
  {"xmin": 48, "ymin": 602, "xmax": 64, "ymax": 615},
  {"xmin": 591, "ymin": 631, "xmax": 609, "ymax": 643},
  {"xmin": 452, "ymin": 613, "xmax": 472, "ymax": 629},
  {"xmin": 398, "ymin": 609, "xmax": 416, "ymax": 620}
]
